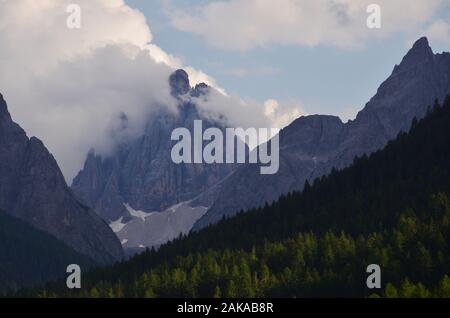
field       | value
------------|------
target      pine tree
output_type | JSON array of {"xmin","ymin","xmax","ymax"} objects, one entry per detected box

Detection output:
[
  {"xmin": 225, "ymin": 280, "xmax": 237, "ymax": 298},
  {"xmin": 213, "ymin": 286, "xmax": 222, "ymax": 298},
  {"xmin": 144, "ymin": 288, "xmax": 156, "ymax": 298},
  {"xmin": 435, "ymin": 275, "xmax": 450, "ymax": 297},
  {"xmin": 384, "ymin": 283, "xmax": 398, "ymax": 298},
  {"xmin": 89, "ymin": 287, "xmax": 100, "ymax": 298}
]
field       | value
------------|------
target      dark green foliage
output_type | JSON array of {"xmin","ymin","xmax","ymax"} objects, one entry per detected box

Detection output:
[
  {"xmin": 0, "ymin": 210, "xmax": 94, "ymax": 294},
  {"xmin": 31, "ymin": 95, "xmax": 450, "ymax": 297}
]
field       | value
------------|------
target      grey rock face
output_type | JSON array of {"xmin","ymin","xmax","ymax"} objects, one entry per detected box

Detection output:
[
  {"xmin": 71, "ymin": 70, "xmax": 237, "ymax": 222},
  {"xmin": 193, "ymin": 37, "xmax": 450, "ymax": 230},
  {"xmin": 0, "ymin": 94, "xmax": 123, "ymax": 264}
]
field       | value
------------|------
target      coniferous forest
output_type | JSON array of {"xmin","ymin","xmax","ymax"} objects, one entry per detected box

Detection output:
[{"xmin": 23, "ymin": 95, "xmax": 450, "ymax": 298}]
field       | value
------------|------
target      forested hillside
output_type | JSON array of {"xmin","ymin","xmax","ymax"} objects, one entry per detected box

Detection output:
[
  {"xmin": 0, "ymin": 211, "xmax": 94, "ymax": 293},
  {"xmin": 29, "ymin": 95, "xmax": 450, "ymax": 297}
]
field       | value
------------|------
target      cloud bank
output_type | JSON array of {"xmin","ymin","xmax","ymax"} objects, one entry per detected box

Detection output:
[
  {"xmin": 0, "ymin": 0, "xmax": 178, "ymax": 181},
  {"xmin": 191, "ymin": 90, "xmax": 303, "ymax": 134},
  {"xmin": 169, "ymin": 0, "xmax": 449, "ymax": 51},
  {"xmin": 0, "ymin": 0, "xmax": 301, "ymax": 182}
]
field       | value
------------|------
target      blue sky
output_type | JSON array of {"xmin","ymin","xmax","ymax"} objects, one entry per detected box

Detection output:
[{"xmin": 125, "ymin": 0, "xmax": 450, "ymax": 121}]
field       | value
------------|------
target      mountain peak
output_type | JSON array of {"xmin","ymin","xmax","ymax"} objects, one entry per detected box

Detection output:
[
  {"xmin": 0, "ymin": 93, "xmax": 10, "ymax": 119},
  {"xmin": 395, "ymin": 37, "xmax": 434, "ymax": 72},
  {"xmin": 0, "ymin": 95, "xmax": 123, "ymax": 264},
  {"xmin": 413, "ymin": 36, "xmax": 430, "ymax": 48},
  {"xmin": 191, "ymin": 82, "xmax": 209, "ymax": 97},
  {"xmin": 169, "ymin": 69, "xmax": 191, "ymax": 96},
  {"xmin": 410, "ymin": 37, "xmax": 433, "ymax": 56}
]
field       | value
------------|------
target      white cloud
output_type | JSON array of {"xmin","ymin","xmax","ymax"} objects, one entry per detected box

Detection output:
[
  {"xmin": 191, "ymin": 89, "xmax": 305, "ymax": 133},
  {"xmin": 0, "ymin": 0, "xmax": 180, "ymax": 181},
  {"xmin": 426, "ymin": 20, "xmax": 450, "ymax": 45},
  {"xmin": 0, "ymin": 0, "xmax": 297, "ymax": 182},
  {"xmin": 339, "ymin": 105, "xmax": 360, "ymax": 122},
  {"xmin": 263, "ymin": 99, "xmax": 303, "ymax": 128},
  {"xmin": 0, "ymin": 0, "xmax": 152, "ymax": 73},
  {"xmin": 169, "ymin": 0, "xmax": 446, "ymax": 51},
  {"xmin": 190, "ymin": 92, "xmax": 305, "ymax": 149}
]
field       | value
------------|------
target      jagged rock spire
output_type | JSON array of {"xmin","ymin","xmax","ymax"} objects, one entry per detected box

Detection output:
[
  {"xmin": 169, "ymin": 69, "xmax": 191, "ymax": 96},
  {"xmin": 395, "ymin": 37, "xmax": 434, "ymax": 73},
  {"xmin": 0, "ymin": 93, "xmax": 11, "ymax": 119}
]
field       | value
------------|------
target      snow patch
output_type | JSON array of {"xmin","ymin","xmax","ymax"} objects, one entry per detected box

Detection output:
[
  {"xmin": 110, "ymin": 216, "xmax": 127, "ymax": 233},
  {"xmin": 124, "ymin": 203, "xmax": 155, "ymax": 221},
  {"xmin": 115, "ymin": 202, "xmax": 208, "ymax": 254}
]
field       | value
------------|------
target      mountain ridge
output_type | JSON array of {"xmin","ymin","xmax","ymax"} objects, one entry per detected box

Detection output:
[
  {"xmin": 194, "ymin": 36, "xmax": 450, "ymax": 229},
  {"xmin": 0, "ymin": 94, "xmax": 123, "ymax": 264},
  {"xmin": 71, "ymin": 71, "xmax": 243, "ymax": 252}
]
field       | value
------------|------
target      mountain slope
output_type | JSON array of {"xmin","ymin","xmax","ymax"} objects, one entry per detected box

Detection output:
[
  {"xmin": 0, "ymin": 210, "xmax": 94, "ymax": 293},
  {"xmin": 0, "ymin": 93, "xmax": 123, "ymax": 264},
  {"xmin": 194, "ymin": 37, "xmax": 450, "ymax": 230},
  {"xmin": 34, "ymin": 94, "xmax": 450, "ymax": 298}
]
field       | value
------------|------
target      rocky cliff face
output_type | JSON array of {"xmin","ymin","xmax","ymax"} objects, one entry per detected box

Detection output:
[
  {"xmin": 193, "ymin": 37, "xmax": 450, "ymax": 229},
  {"xmin": 71, "ymin": 70, "xmax": 237, "ymax": 223},
  {"xmin": 0, "ymin": 93, "xmax": 123, "ymax": 264}
]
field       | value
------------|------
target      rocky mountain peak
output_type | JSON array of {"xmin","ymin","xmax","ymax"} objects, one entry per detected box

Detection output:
[
  {"xmin": 285, "ymin": 115, "xmax": 344, "ymax": 139},
  {"xmin": 170, "ymin": 69, "xmax": 191, "ymax": 96},
  {"xmin": 292, "ymin": 114, "xmax": 343, "ymax": 127},
  {"xmin": 193, "ymin": 37, "xmax": 450, "ymax": 230},
  {"xmin": 394, "ymin": 37, "xmax": 434, "ymax": 73},
  {"xmin": 191, "ymin": 82, "xmax": 209, "ymax": 97},
  {"xmin": 0, "ymin": 93, "xmax": 10, "ymax": 119},
  {"xmin": 71, "ymin": 76, "xmax": 237, "ymax": 226},
  {"xmin": 0, "ymin": 96, "xmax": 123, "ymax": 264}
]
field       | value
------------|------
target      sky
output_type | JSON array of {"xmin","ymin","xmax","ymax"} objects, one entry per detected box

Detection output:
[
  {"xmin": 0, "ymin": 0, "xmax": 450, "ymax": 181},
  {"xmin": 127, "ymin": 0, "xmax": 450, "ymax": 119}
]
